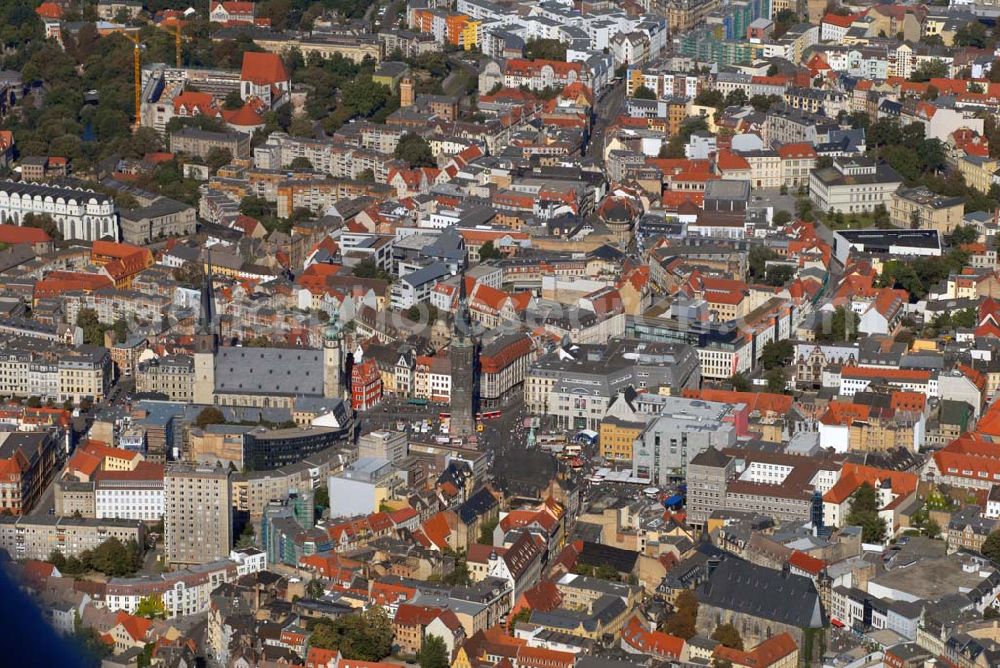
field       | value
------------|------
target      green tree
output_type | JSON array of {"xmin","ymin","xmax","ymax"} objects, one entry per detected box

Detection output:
[
  {"xmin": 353, "ymin": 259, "xmax": 392, "ymax": 281},
  {"xmin": 712, "ymin": 622, "xmax": 744, "ymax": 650},
  {"xmin": 524, "ymin": 38, "xmax": 567, "ymax": 61},
  {"xmin": 417, "ymin": 634, "xmax": 449, "ymax": 668},
  {"xmin": 76, "ymin": 308, "xmax": 107, "ymax": 346},
  {"xmin": 135, "ymin": 595, "xmax": 166, "ymax": 619},
  {"xmin": 113, "ymin": 318, "xmax": 129, "ymax": 344},
  {"xmin": 48, "ymin": 549, "xmax": 66, "ymax": 570},
  {"xmin": 924, "ymin": 518, "xmax": 941, "ymax": 539},
  {"xmin": 760, "ymin": 340, "xmax": 793, "ymax": 370},
  {"xmin": 315, "ymin": 485, "xmax": 329, "ymax": 512},
  {"xmin": 724, "ymin": 89, "xmax": 747, "ymax": 107},
  {"xmin": 773, "ymin": 210, "xmax": 792, "ymax": 226},
  {"xmin": 749, "ymin": 94, "xmax": 780, "ymax": 112},
  {"xmin": 983, "ymin": 531, "xmax": 1000, "ymax": 563},
  {"xmin": 730, "ymin": 372, "xmax": 751, "ymax": 392},
  {"xmin": 748, "ymin": 245, "xmax": 779, "ymax": 281},
  {"xmin": 394, "ymin": 133, "xmax": 435, "ymax": 168},
  {"xmin": 306, "ymin": 579, "xmax": 326, "ymax": 599},
  {"xmin": 764, "ymin": 265, "xmax": 795, "ymax": 287},
  {"xmin": 665, "ymin": 589, "xmax": 699, "ymax": 639},
  {"xmin": 87, "ymin": 537, "xmax": 141, "ymax": 577},
  {"xmin": 764, "ymin": 368, "xmax": 787, "ymax": 394},
  {"xmin": 21, "ymin": 213, "xmax": 61, "ymax": 240},
  {"xmin": 816, "ymin": 306, "xmax": 858, "ymax": 342},
  {"xmin": 508, "ymin": 607, "xmax": 531, "ymax": 635},
  {"xmin": 911, "ymin": 59, "xmax": 949, "ymax": 82},
  {"xmin": 239, "ymin": 195, "xmax": 272, "ymax": 218},
  {"xmin": 948, "ymin": 225, "xmax": 979, "ymax": 246},
  {"xmin": 223, "ymin": 89, "xmax": 244, "ymax": 110},
  {"xmin": 478, "ymin": 517, "xmax": 498, "ymax": 544},
  {"xmin": 772, "ymin": 9, "xmax": 796, "ymax": 37},
  {"xmin": 478, "ymin": 241, "xmax": 503, "ymax": 261},
  {"xmin": 954, "ymin": 20, "xmax": 988, "ymax": 47},
  {"xmin": 290, "ymin": 156, "xmax": 314, "ymax": 170},
  {"xmin": 633, "ymin": 85, "xmax": 657, "ymax": 100},
  {"xmin": 195, "ymin": 407, "xmax": 226, "ymax": 429},
  {"xmin": 309, "ymin": 607, "xmax": 393, "ymax": 660},
  {"xmin": 845, "ymin": 483, "xmax": 886, "ymax": 543},
  {"xmin": 236, "ymin": 521, "xmax": 255, "ymax": 549},
  {"xmin": 74, "ymin": 624, "xmax": 112, "ymax": 664},
  {"xmin": 289, "ymin": 115, "xmax": 314, "ymax": 137},
  {"xmin": 443, "ymin": 556, "xmax": 471, "ymax": 586},
  {"xmin": 205, "ymin": 147, "xmax": 232, "ymax": 172},
  {"xmin": 694, "ymin": 90, "xmax": 724, "ymax": 108}
]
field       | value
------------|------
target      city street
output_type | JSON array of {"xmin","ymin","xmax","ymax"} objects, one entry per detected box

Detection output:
[{"xmin": 586, "ymin": 78, "xmax": 626, "ymax": 160}]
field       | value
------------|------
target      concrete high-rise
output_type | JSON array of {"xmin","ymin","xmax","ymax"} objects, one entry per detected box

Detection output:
[{"xmin": 164, "ymin": 463, "xmax": 232, "ymax": 566}]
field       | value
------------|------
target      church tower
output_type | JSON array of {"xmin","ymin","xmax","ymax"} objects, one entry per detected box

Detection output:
[
  {"xmin": 449, "ymin": 273, "xmax": 479, "ymax": 438},
  {"xmin": 193, "ymin": 255, "xmax": 217, "ymax": 405},
  {"xmin": 400, "ymin": 76, "xmax": 415, "ymax": 108},
  {"xmin": 323, "ymin": 316, "xmax": 344, "ymax": 400}
]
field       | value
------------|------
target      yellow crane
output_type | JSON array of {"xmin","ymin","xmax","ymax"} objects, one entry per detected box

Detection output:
[
  {"xmin": 175, "ymin": 20, "xmax": 182, "ymax": 68},
  {"xmin": 127, "ymin": 33, "xmax": 141, "ymax": 129}
]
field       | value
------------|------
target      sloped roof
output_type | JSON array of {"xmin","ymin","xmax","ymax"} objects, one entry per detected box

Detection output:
[
  {"xmin": 696, "ymin": 558, "xmax": 823, "ymax": 629},
  {"xmin": 241, "ymin": 52, "xmax": 288, "ymax": 86}
]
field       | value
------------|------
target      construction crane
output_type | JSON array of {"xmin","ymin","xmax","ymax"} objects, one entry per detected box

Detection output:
[
  {"xmin": 127, "ymin": 33, "xmax": 141, "ymax": 129},
  {"xmin": 175, "ymin": 20, "xmax": 182, "ymax": 68}
]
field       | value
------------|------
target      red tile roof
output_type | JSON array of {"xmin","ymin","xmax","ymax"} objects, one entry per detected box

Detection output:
[
  {"xmin": 36, "ymin": 2, "xmax": 63, "ymax": 19},
  {"xmin": 681, "ymin": 388, "xmax": 792, "ymax": 415},
  {"xmin": 0, "ymin": 224, "xmax": 51, "ymax": 245},
  {"xmin": 714, "ymin": 632, "xmax": 798, "ymax": 667},
  {"xmin": 776, "ymin": 143, "xmax": 817, "ymax": 160},
  {"xmin": 823, "ymin": 462, "xmax": 918, "ymax": 505},
  {"xmin": 114, "ymin": 611, "xmax": 153, "ymax": 643},
  {"xmin": 839, "ymin": 365, "xmax": 930, "ymax": 382},
  {"xmin": 241, "ymin": 52, "xmax": 289, "ymax": 85},
  {"xmin": 787, "ymin": 550, "xmax": 826, "ymax": 575},
  {"xmin": 621, "ymin": 615, "xmax": 685, "ymax": 659}
]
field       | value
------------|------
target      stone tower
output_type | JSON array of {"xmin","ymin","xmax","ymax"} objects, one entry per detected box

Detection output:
[
  {"xmin": 449, "ymin": 273, "xmax": 479, "ymax": 438},
  {"xmin": 323, "ymin": 315, "xmax": 344, "ymax": 400},
  {"xmin": 193, "ymin": 255, "xmax": 217, "ymax": 405},
  {"xmin": 400, "ymin": 75, "xmax": 415, "ymax": 108}
]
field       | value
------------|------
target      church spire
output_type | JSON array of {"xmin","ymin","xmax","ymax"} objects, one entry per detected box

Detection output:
[
  {"xmin": 454, "ymin": 267, "xmax": 472, "ymax": 343},
  {"xmin": 198, "ymin": 250, "xmax": 215, "ymax": 336}
]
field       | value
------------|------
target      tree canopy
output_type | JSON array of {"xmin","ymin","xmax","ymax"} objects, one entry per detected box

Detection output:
[
  {"xmin": 524, "ymin": 38, "xmax": 567, "ymax": 62},
  {"xmin": 815, "ymin": 306, "xmax": 858, "ymax": 342},
  {"xmin": 478, "ymin": 241, "xmax": 503, "ymax": 261},
  {"xmin": 760, "ymin": 340, "xmax": 794, "ymax": 371},
  {"xmin": 665, "ymin": 589, "xmax": 699, "ymax": 639},
  {"xmin": 846, "ymin": 483, "xmax": 886, "ymax": 543},
  {"xmin": 417, "ymin": 634, "xmax": 450, "ymax": 668},
  {"xmin": 911, "ymin": 59, "xmax": 949, "ymax": 81},
  {"xmin": 633, "ymin": 85, "xmax": 657, "ymax": 100},
  {"xmin": 982, "ymin": 531, "xmax": 1000, "ymax": 563},
  {"xmin": 195, "ymin": 407, "xmax": 226, "ymax": 429},
  {"xmin": 309, "ymin": 607, "xmax": 393, "ymax": 661},
  {"xmin": 712, "ymin": 623, "xmax": 744, "ymax": 650},
  {"xmin": 394, "ymin": 133, "xmax": 435, "ymax": 168}
]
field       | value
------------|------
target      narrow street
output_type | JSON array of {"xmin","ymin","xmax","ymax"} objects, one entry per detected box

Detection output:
[{"xmin": 586, "ymin": 78, "xmax": 626, "ymax": 160}]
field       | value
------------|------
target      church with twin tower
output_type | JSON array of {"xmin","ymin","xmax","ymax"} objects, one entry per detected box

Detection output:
[{"xmin": 192, "ymin": 262, "xmax": 345, "ymax": 408}]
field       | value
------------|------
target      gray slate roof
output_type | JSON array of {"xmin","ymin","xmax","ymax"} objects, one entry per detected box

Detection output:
[
  {"xmin": 214, "ymin": 347, "xmax": 325, "ymax": 397},
  {"xmin": 696, "ymin": 558, "xmax": 825, "ymax": 629}
]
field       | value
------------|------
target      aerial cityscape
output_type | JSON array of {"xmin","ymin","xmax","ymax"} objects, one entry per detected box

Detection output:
[{"xmin": 3, "ymin": 0, "xmax": 1000, "ymax": 666}]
